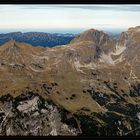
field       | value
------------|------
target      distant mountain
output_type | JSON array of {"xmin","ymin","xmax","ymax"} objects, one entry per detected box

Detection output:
[{"xmin": 0, "ymin": 32, "xmax": 76, "ymax": 47}]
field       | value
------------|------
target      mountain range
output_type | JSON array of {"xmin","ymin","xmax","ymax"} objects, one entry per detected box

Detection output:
[
  {"xmin": 0, "ymin": 26, "xmax": 140, "ymax": 136},
  {"xmin": 0, "ymin": 32, "xmax": 75, "ymax": 47}
]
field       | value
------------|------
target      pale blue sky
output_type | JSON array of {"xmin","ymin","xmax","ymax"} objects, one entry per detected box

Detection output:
[{"xmin": 0, "ymin": 5, "xmax": 140, "ymax": 33}]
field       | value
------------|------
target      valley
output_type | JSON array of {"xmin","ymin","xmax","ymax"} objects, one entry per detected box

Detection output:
[{"xmin": 0, "ymin": 26, "xmax": 140, "ymax": 136}]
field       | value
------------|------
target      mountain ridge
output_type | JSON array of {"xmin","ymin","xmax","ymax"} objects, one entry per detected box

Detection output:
[
  {"xmin": 0, "ymin": 32, "xmax": 76, "ymax": 47},
  {"xmin": 0, "ymin": 26, "xmax": 140, "ymax": 136}
]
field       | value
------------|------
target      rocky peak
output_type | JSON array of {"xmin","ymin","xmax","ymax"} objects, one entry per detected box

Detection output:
[
  {"xmin": 71, "ymin": 28, "xmax": 112, "ymax": 46},
  {"xmin": 10, "ymin": 40, "xmax": 21, "ymax": 50},
  {"xmin": 70, "ymin": 28, "xmax": 116, "ymax": 56},
  {"xmin": 128, "ymin": 26, "xmax": 140, "ymax": 32},
  {"xmin": 1, "ymin": 40, "xmax": 23, "ymax": 50},
  {"xmin": 118, "ymin": 26, "xmax": 140, "ymax": 48}
]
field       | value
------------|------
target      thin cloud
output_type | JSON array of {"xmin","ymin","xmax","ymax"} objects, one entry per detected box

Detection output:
[
  {"xmin": 0, "ymin": 5, "xmax": 140, "ymax": 12},
  {"xmin": 48, "ymin": 5, "xmax": 140, "ymax": 12}
]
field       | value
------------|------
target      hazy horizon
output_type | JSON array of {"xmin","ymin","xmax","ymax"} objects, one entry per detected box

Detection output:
[
  {"xmin": 0, "ymin": 27, "xmax": 127, "ymax": 35},
  {"xmin": 0, "ymin": 4, "xmax": 140, "ymax": 34}
]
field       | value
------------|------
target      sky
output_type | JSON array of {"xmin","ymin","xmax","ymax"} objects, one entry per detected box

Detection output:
[{"xmin": 0, "ymin": 4, "xmax": 140, "ymax": 34}]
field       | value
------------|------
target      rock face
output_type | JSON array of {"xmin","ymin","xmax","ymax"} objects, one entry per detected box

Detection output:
[
  {"xmin": 0, "ymin": 93, "xmax": 80, "ymax": 136},
  {"xmin": 119, "ymin": 26, "xmax": 140, "ymax": 47},
  {"xmin": 0, "ymin": 26, "xmax": 140, "ymax": 136},
  {"xmin": 71, "ymin": 28, "xmax": 116, "ymax": 54}
]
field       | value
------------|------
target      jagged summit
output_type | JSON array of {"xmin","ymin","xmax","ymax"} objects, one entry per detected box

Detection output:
[
  {"xmin": 70, "ymin": 28, "xmax": 116, "ymax": 58},
  {"xmin": 0, "ymin": 40, "xmax": 28, "ymax": 50},
  {"xmin": 82, "ymin": 28, "xmax": 103, "ymax": 34},
  {"xmin": 8, "ymin": 40, "xmax": 22, "ymax": 50},
  {"xmin": 70, "ymin": 28, "xmax": 115, "ymax": 50},
  {"xmin": 118, "ymin": 25, "xmax": 140, "ymax": 49},
  {"xmin": 128, "ymin": 26, "xmax": 140, "ymax": 32},
  {"xmin": 71, "ymin": 29, "xmax": 107, "ymax": 44}
]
